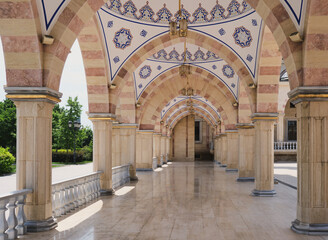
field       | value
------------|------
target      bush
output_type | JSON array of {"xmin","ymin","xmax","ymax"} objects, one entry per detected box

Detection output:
[
  {"xmin": 0, "ymin": 147, "xmax": 15, "ymax": 175},
  {"xmin": 52, "ymin": 147, "xmax": 92, "ymax": 163}
]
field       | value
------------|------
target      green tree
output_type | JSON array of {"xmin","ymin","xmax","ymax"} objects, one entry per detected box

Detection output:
[{"xmin": 0, "ymin": 99, "xmax": 16, "ymax": 155}]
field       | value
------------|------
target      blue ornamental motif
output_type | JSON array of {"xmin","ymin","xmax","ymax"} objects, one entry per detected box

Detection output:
[
  {"xmin": 106, "ymin": 0, "xmax": 251, "ymax": 24},
  {"xmin": 246, "ymin": 54, "xmax": 253, "ymax": 62},
  {"xmin": 222, "ymin": 65, "xmax": 235, "ymax": 78},
  {"xmin": 212, "ymin": 65, "xmax": 217, "ymax": 70},
  {"xmin": 113, "ymin": 56, "xmax": 120, "ymax": 63},
  {"xmin": 231, "ymin": 83, "xmax": 236, "ymax": 88},
  {"xmin": 252, "ymin": 19, "xmax": 257, "ymax": 26},
  {"xmin": 192, "ymin": 4, "xmax": 209, "ymax": 23},
  {"xmin": 138, "ymin": 83, "xmax": 143, "ymax": 89},
  {"xmin": 139, "ymin": 65, "xmax": 152, "ymax": 79},
  {"xmin": 157, "ymin": 65, "xmax": 162, "ymax": 70},
  {"xmin": 218, "ymin": 28, "xmax": 226, "ymax": 36},
  {"xmin": 113, "ymin": 28, "xmax": 133, "ymax": 49},
  {"xmin": 152, "ymin": 48, "xmax": 220, "ymax": 62},
  {"xmin": 140, "ymin": 30, "xmax": 147, "ymax": 37},
  {"xmin": 107, "ymin": 21, "xmax": 113, "ymax": 28},
  {"xmin": 233, "ymin": 26, "xmax": 252, "ymax": 48}
]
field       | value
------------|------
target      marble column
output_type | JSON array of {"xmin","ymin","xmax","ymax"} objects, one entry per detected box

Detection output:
[
  {"xmin": 251, "ymin": 113, "xmax": 278, "ymax": 196},
  {"xmin": 90, "ymin": 113, "xmax": 116, "ymax": 195},
  {"xmin": 236, "ymin": 124, "xmax": 255, "ymax": 182},
  {"xmin": 289, "ymin": 87, "xmax": 328, "ymax": 234},
  {"xmin": 214, "ymin": 137, "xmax": 219, "ymax": 164},
  {"xmin": 219, "ymin": 133, "xmax": 227, "ymax": 167},
  {"xmin": 136, "ymin": 130, "xmax": 155, "ymax": 170},
  {"xmin": 153, "ymin": 133, "xmax": 162, "ymax": 167},
  {"xmin": 225, "ymin": 130, "xmax": 239, "ymax": 172},
  {"xmin": 161, "ymin": 135, "xmax": 167, "ymax": 164},
  {"xmin": 166, "ymin": 136, "xmax": 170, "ymax": 162},
  {"xmin": 6, "ymin": 87, "xmax": 62, "ymax": 232},
  {"xmin": 276, "ymin": 112, "xmax": 285, "ymax": 142},
  {"xmin": 116, "ymin": 124, "xmax": 138, "ymax": 181}
]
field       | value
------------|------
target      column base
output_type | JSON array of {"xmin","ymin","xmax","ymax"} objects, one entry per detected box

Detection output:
[
  {"xmin": 251, "ymin": 189, "xmax": 276, "ymax": 197},
  {"xmin": 237, "ymin": 177, "xmax": 255, "ymax": 182},
  {"xmin": 130, "ymin": 176, "xmax": 139, "ymax": 182},
  {"xmin": 136, "ymin": 168, "xmax": 153, "ymax": 171},
  {"xmin": 25, "ymin": 216, "xmax": 57, "ymax": 232},
  {"xmin": 100, "ymin": 189, "xmax": 115, "ymax": 196},
  {"xmin": 220, "ymin": 164, "xmax": 227, "ymax": 168},
  {"xmin": 225, "ymin": 168, "xmax": 238, "ymax": 172},
  {"xmin": 291, "ymin": 219, "xmax": 328, "ymax": 235},
  {"xmin": 157, "ymin": 164, "xmax": 162, "ymax": 167}
]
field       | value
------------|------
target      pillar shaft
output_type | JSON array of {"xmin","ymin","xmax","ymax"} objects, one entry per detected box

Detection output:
[
  {"xmin": 288, "ymin": 87, "xmax": 328, "ymax": 234},
  {"xmin": 277, "ymin": 112, "xmax": 285, "ymax": 142},
  {"xmin": 136, "ymin": 131, "xmax": 154, "ymax": 170},
  {"xmin": 15, "ymin": 100, "xmax": 57, "ymax": 231},
  {"xmin": 92, "ymin": 118, "xmax": 114, "ymax": 195},
  {"xmin": 161, "ymin": 135, "xmax": 167, "ymax": 164},
  {"xmin": 166, "ymin": 137, "xmax": 170, "ymax": 161},
  {"xmin": 236, "ymin": 124, "xmax": 255, "ymax": 181},
  {"xmin": 251, "ymin": 113, "xmax": 277, "ymax": 196},
  {"xmin": 226, "ymin": 131, "xmax": 239, "ymax": 172},
  {"xmin": 153, "ymin": 134, "xmax": 162, "ymax": 166},
  {"xmin": 220, "ymin": 134, "xmax": 227, "ymax": 167}
]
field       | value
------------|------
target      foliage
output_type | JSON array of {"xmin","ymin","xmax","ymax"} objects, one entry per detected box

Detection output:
[
  {"xmin": 0, "ymin": 99, "xmax": 16, "ymax": 155},
  {"xmin": 0, "ymin": 147, "xmax": 15, "ymax": 175},
  {"xmin": 52, "ymin": 146, "xmax": 92, "ymax": 163}
]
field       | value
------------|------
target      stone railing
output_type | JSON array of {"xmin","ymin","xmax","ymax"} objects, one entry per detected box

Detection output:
[
  {"xmin": 52, "ymin": 171, "xmax": 102, "ymax": 218},
  {"xmin": 274, "ymin": 141, "xmax": 297, "ymax": 151},
  {"xmin": 0, "ymin": 189, "xmax": 32, "ymax": 240},
  {"xmin": 112, "ymin": 164, "xmax": 130, "ymax": 189}
]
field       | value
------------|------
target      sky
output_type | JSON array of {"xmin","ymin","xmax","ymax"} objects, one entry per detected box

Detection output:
[{"xmin": 0, "ymin": 39, "xmax": 92, "ymax": 127}]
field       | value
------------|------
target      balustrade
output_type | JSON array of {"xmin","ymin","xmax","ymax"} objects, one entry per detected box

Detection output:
[
  {"xmin": 51, "ymin": 171, "xmax": 102, "ymax": 219},
  {"xmin": 274, "ymin": 141, "xmax": 297, "ymax": 151},
  {"xmin": 0, "ymin": 189, "xmax": 32, "ymax": 240}
]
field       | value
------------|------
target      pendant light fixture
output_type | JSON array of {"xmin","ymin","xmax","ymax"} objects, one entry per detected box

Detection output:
[{"xmin": 169, "ymin": 0, "xmax": 188, "ymax": 37}]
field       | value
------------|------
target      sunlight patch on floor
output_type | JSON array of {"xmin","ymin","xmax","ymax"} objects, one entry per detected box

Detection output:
[
  {"xmin": 56, "ymin": 200, "xmax": 103, "ymax": 232},
  {"xmin": 115, "ymin": 186, "xmax": 135, "ymax": 196},
  {"xmin": 154, "ymin": 168, "xmax": 163, "ymax": 172}
]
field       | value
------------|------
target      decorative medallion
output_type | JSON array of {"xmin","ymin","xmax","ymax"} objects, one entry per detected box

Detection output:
[
  {"xmin": 139, "ymin": 65, "xmax": 152, "ymax": 79},
  {"xmin": 157, "ymin": 65, "xmax": 162, "ymax": 70},
  {"xmin": 222, "ymin": 65, "xmax": 235, "ymax": 78},
  {"xmin": 138, "ymin": 83, "xmax": 143, "ymax": 89},
  {"xmin": 233, "ymin": 26, "xmax": 252, "ymax": 48},
  {"xmin": 140, "ymin": 29, "xmax": 147, "ymax": 37},
  {"xmin": 252, "ymin": 19, "xmax": 257, "ymax": 26},
  {"xmin": 218, "ymin": 28, "xmax": 226, "ymax": 36},
  {"xmin": 113, "ymin": 56, "xmax": 120, "ymax": 63},
  {"xmin": 246, "ymin": 54, "xmax": 253, "ymax": 62},
  {"xmin": 212, "ymin": 65, "xmax": 217, "ymax": 70},
  {"xmin": 231, "ymin": 83, "xmax": 236, "ymax": 88},
  {"xmin": 113, "ymin": 28, "xmax": 133, "ymax": 49},
  {"xmin": 107, "ymin": 21, "xmax": 113, "ymax": 28}
]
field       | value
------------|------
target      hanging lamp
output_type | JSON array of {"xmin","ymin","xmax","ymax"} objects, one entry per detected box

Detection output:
[{"xmin": 169, "ymin": 0, "xmax": 188, "ymax": 37}]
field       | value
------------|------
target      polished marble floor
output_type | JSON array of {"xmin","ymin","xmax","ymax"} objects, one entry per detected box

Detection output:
[{"xmin": 21, "ymin": 162, "xmax": 327, "ymax": 240}]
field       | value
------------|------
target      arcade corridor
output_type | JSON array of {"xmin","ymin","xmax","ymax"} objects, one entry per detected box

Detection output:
[{"xmin": 20, "ymin": 162, "xmax": 327, "ymax": 240}]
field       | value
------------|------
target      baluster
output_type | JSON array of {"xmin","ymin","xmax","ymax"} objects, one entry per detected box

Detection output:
[
  {"xmin": 64, "ymin": 184, "xmax": 71, "ymax": 213},
  {"xmin": 69, "ymin": 185, "xmax": 75, "ymax": 211},
  {"xmin": 16, "ymin": 195, "xmax": 26, "ymax": 235},
  {"xmin": 73, "ymin": 183, "xmax": 79, "ymax": 208},
  {"xmin": 91, "ymin": 176, "xmax": 96, "ymax": 200},
  {"xmin": 51, "ymin": 186, "xmax": 55, "ymax": 216},
  {"xmin": 96, "ymin": 174, "xmax": 101, "ymax": 197},
  {"xmin": 83, "ymin": 178, "xmax": 88, "ymax": 204},
  {"xmin": 79, "ymin": 179, "xmax": 86, "ymax": 206},
  {"xmin": 54, "ymin": 185, "xmax": 61, "ymax": 217},
  {"xmin": 87, "ymin": 177, "xmax": 92, "ymax": 202},
  {"xmin": 6, "ymin": 197, "xmax": 17, "ymax": 240},
  {"xmin": 60, "ymin": 185, "xmax": 66, "ymax": 215},
  {"xmin": 0, "ymin": 200, "xmax": 8, "ymax": 240}
]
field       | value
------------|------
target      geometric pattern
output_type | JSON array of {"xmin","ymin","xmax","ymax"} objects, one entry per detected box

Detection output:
[
  {"xmin": 106, "ymin": 0, "xmax": 253, "ymax": 24},
  {"xmin": 222, "ymin": 65, "xmax": 235, "ymax": 78},
  {"xmin": 113, "ymin": 28, "xmax": 133, "ymax": 49},
  {"xmin": 233, "ymin": 26, "xmax": 252, "ymax": 48},
  {"xmin": 152, "ymin": 48, "xmax": 220, "ymax": 62},
  {"xmin": 139, "ymin": 65, "xmax": 152, "ymax": 79}
]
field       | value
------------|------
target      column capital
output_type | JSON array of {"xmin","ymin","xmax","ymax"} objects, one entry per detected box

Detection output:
[
  {"xmin": 5, "ymin": 87, "xmax": 62, "ymax": 104},
  {"xmin": 288, "ymin": 86, "xmax": 328, "ymax": 104},
  {"xmin": 236, "ymin": 123, "xmax": 254, "ymax": 129},
  {"xmin": 88, "ymin": 113, "xmax": 116, "ymax": 121},
  {"xmin": 251, "ymin": 113, "xmax": 278, "ymax": 122}
]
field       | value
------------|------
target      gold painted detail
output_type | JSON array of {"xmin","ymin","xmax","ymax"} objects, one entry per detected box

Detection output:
[
  {"xmin": 88, "ymin": 117, "xmax": 115, "ymax": 121},
  {"xmin": 6, "ymin": 94, "xmax": 61, "ymax": 103},
  {"xmin": 112, "ymin": 125, "xmax": 138, "ymax": 129},
  {"xmin": 291, "ymin": 94, "xmax": 328, "ymax": 102}
]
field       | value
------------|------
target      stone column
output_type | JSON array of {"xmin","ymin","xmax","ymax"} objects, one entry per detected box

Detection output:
[
  {"xmin": 166, "ymin": 136, "xmax": 170, "ymax": 162},
  {"xmin": 214, "ymin": 137, "xmax": 219, "ymax": 164},
  {"xmin": 236, "ymin": 124, "xmax": 255, "ymax": 182},
  {"xmin": 90, "ymin": 113, "xmax": 116, "ymax": 195},
  {"xmin": 225, "ymin": 130, "xmax": 239, "ymax": 172},
  {"xmin": 289, "ymin": 87, "xmax": 328, "ymax": 234},
  {"xmin": 161, "ymin": 135, "xmax": 167, "ymax": 164},
  {"xmin": 136, "ymin": 130, "xmax": 155, "ymax": 170},
  {"xmin": 153, "ymin": 133, "xmax": 162, "ymax": 166},
  {"xmin": 219, "ymin": 133, "xmax": 227, "ymax": 167},
  {"xmin": 116, "ymin": 124, "xmax": 138, "ymax": 181},
  {"xmin": 251, "ymin": 113, "xmax": 278, "ymax": 196},
  {"xmin": 6, "ymin": 87, "xmax": 62, "ymax": 232},
  {"xmin": 277, "ymin": 112, "xmax": 285, "ymax": 142}
]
